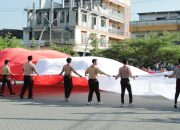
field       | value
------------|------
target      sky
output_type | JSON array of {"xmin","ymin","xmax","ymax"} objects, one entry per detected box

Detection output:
[{"xmin": 0, "ymin": 0, "xmax": 180, "ymax": 29}]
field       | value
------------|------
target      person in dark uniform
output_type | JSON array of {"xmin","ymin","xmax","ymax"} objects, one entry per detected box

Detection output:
[
  {"xmin": 20, "ymin": 56, "xmax": 39, "ymax": 99},
  {"xmin": 0, "ymin": 60, "xmax": 16, "ymax": 96},
  {"xmin": 165, "ymin": 59, "xmax": 180, "ymax": 108},
  {"xmin": 85, "ymin": 59, "xmax": 110, "ymax": 105},
  {"xmin": 59, "ymin": 57, "xmax": 82, "ymax": 102},
  {"xmin": 115, "ymin": 59, "xmax": 135, "ymax": 107}
]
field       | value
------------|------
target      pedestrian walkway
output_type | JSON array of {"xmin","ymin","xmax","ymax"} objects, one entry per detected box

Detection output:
[{"xmin": 0, "ymin": 92, "xmax": 180, "ymax": 130}]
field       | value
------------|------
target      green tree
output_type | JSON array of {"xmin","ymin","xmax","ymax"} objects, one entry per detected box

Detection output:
[
  {"xmin": 91, "ymin": 31, "xmax": 180, "ymax": 67},
  {"xmin": 49, "ymin": 43, "xmax": 77, "ymax": 56},
  {"xmin": 0, "ymin": 34, "xmax": 24, "ymax": 50},
  {"xmin": 89, "ymin": 33, "xmax": 99, "ymax": 49}
]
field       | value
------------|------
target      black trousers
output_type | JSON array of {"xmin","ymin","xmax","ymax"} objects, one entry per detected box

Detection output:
[
  {"xmin": 120, "ymin": 78, "xmax": 132, "ymax": 104},
  {"xmin": 0, "ymin": 75, "xmax": 13, "ymax": 95},
  {"xmin": 88, "ymin": 79, "xmax": 100, "ymax": 102},
  {"xmin": 20, "ymin": 76, "xmax": 34, "ymax": 98},
  {"xmin": 175, "ymin": 79, "xmax": 180, "ymax": 105},
  {"xmin": 64, "ymin": 76, "xmax": 73, "ymax": 98}
]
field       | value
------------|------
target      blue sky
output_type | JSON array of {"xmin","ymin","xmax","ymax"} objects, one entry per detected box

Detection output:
[{"xmin": 0, "ymin": 0, "xmax": 180, "ymax": 29}]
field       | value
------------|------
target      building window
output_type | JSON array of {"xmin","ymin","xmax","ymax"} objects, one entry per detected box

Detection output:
[
  {"xmin": 76, "ymin": 12, "xmax": 78, "ymax": 23},
  {"xmin": 91, "ymin": 17, "xmax": 96, "ymax": 29},
  {"xmin": 100, "ymin": 35, "xmax": 106, "ymax": 46},
  {"xmin": 64, "ymin": 0, "xmax": 69, "ymax": 3},
  {"xmin": 92, "ymin": 17, "xmax": 96, "ymax": 25},
  {"xmin": 36, "ymin": 12, "xmax": 41, "ymax": 25},
  {"xmin": 43, "ymin": 12, "xmax": 49, "ymax": 25},
  {"xmin": 66, "ymin": 11, "xmax": 69, "ymax": 23},
  {"xmin": 101, "ymin": 19, "xmax": 106, "ymax": 27},
  {"xmin": 112, "ymin": 23, "xmax": 116, "ymax": 28},
  {"xmin": 70, "ymin": 30, "xmax": 74, "ymax": 39},
  {"xmin": 54, "ymin": 12, "xmax": 57, "ymax": 19},
  {"xmin": 53, "ymin": 11, "xmax": 58, "ymax": 26},
  {"xmin": 60, "ymin": 11, "xmax": 65, "ymax": 23},
  {"xmin": 156, "ymin": 17, "xmax": 166, "ymax": 20},
  {"xmin": 81, "ymin": 32, "xmax": 87, "ymax": 44},
  {"xmin": 82, "ymin": 14, "xmax": 87, "ymax": 22},
  {"xmin": 29, "ymin": 32, "xmax": 32, "ymax": 40}
]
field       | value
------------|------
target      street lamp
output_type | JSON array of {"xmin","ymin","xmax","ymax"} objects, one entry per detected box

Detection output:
[
  {"xmin": 83, "ymin": 35, "xmax": 93, "ymax": 56},
  {"xmin": 82, "ymin": 37, "xmax": 89, "ymax": 56},
  {"xmin": 43, "ymin": 15, "xmax": 57, "ymax": 44}
]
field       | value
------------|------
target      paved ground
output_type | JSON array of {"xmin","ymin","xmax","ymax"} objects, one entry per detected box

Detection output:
[{"xmin": 0, "ymin": 90, "xmax": 180, "ymax": 130}]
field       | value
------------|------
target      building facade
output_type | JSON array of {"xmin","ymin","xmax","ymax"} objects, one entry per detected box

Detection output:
[
  {"xmin": 23, "ymin": 0, "xmax": 131, "ymax": 52},
  {"xmin": 130, "ymin": 11, "xmax": 180, "ymax": 38}
]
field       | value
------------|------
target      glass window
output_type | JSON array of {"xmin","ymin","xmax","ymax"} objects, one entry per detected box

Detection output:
[
  {"xmin": 101, "ymin": 19, "xmax": 106, "ymax": 27},
  {"xmin": 43, "ymin": 12, "xmax": 49, "ymax": 25},
  {"xmin": 36, "ymin": 12, "xmax": 42, "ymax": 25},
  {"xmin": 53, "ymin": 11, "xmax": 58, "ymax": 26},
  {"xmin": 66, "ymin": 11, "xmax": 69, "ymax": 23},
  {"xmin": 112, "ymin": 23, "xmax": 116, "ymax": 28},
  {"xmin": 70, "ymin": 30, "xmax": 74, "ymax": 39},
  {"xmin": 100, "ymin": 35, "xmax": 106, "ymax": 46},
  {"xmin": 82, "ymin": 14, "xmax": 87, "ymax": 22},
  {"xmin": 76, "ymin": 12, "xmax": 78, "ymax": 23},
  {"xmin": 81, "ymin": 32, "xmax": 87, "ymax": 44},
  {"xmin": 92, "ymin": 17, "xmax": 96, "ymax": 25},
  {"xmin": 60, "ymin": 11, "xmax": 65, "ymax": 23}
]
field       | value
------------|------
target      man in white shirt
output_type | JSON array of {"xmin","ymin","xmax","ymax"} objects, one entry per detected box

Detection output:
[{"xmin": 0, "ymin": 60, "xmax": 16, "ymax": 96}]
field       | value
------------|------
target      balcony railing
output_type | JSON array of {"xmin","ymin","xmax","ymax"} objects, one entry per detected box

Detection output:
[
  {"xmin": 109, "ymin": 28, "xmax": 124, "ymax": 35},
  {"xmin": 52, "ymin": 39, "xmax": 75, "ymax": 44},
  {"xmin": 131, "ymin": 19, "xmax": 180, "ymax": 26},
  {"xmin": 25, "ymin": 39, "xmax": 75, "ymax": 46},
  {"xmin": 109, "ymin": 10, "xmax": 124, "ymax": 21},
  {"xmin": 96, "ymin": 6, "xmax": 125, "ymax": 21}
]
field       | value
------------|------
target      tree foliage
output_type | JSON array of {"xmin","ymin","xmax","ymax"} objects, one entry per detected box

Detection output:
[
  {"xmin": 0, "ymin": 34, "xmax": 25, "ymax": 50},
  {"xmin": 49, "ymin": 43, "xmax": 77, "ymax": 56},
  {"xmin": 89, "ymin": 33, "xmax": 99, "ymax": 49},
  {"xmin": 91, "ymin": 31, "xmax": 180, "ymax": 67}
]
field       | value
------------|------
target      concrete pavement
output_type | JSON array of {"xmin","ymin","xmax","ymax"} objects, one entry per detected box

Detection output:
[{"xmin": 0, "ymin": 92, "xmax": 180, "ymax": 130}]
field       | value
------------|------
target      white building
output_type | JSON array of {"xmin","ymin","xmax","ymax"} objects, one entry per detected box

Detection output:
[{"xmin": 23, "ymin": 0, "xmax": 131, "ymax": 52}]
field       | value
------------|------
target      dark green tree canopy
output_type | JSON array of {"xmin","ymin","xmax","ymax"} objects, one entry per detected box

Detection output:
[{"xmin": 91, "ymin": 31, "xmax": 180, "ymax": 67}]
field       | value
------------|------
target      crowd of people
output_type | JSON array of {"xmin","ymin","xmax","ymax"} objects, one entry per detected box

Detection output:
[
  {"xmin": 140, "ymin": 64, "xmax": 175, "ymax": 74},
  {"xmin": 0, "ymin": 56, "xmax": 180, "ymax": 109}
]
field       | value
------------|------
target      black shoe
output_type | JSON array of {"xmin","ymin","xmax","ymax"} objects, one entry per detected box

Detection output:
[
  {"xmin": 0, "ymin": 94, "xmax": 4, "ymax": 97},
  {"xmin": 28, "ymin": 97, "xmax": 33, "ymax": 99},
  {"xmin": 11, "ymin": 93, "xmax": 16, "ymax": 96},
  {"xmin": 174, "ymin": 104, "xmax": 177, "ymax": 109},
  {"xmin": 20, "ymin": 95, "xmax": 24, "ymax": 99}
]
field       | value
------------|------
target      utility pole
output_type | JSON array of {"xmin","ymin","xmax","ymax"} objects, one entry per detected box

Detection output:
[
  {"xmin": 49, "ymin": 0, "xmax": 54, "ymax": 44},
  {"xmin": 32, "ymin": 1, "xmax": 36, "ymax": 41}
]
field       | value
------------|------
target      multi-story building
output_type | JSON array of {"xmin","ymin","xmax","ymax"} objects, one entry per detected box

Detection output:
[
  {"xmin": 130, "ymin": 10, "xmax": 180, "ymax": 38},
  {"xmin": 23, "ymin": 0, "xmax": 131, "ymax": 52}
]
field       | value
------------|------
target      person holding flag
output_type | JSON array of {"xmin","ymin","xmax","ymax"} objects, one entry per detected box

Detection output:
[
  {"xmin": 165, "ymin": 59, "xmax": 180, "ymax": 108},
  {"xmin": 115, "ymin": 59, "xmax": 136, "ymax": 107},
  {"xmin": 0, "ymin": 60, "xmax": 16, "ymax": 96},
  {"xmin": 85, "ymin": 59, "xmax": 110, "ymax": 105},
  {"xmin": 20, "ymin": 56, "xmax": 39, "ymax": 99},
  {"xmin": 59, "ymin": 57, "xmax": 82, "ymax": 102}
]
